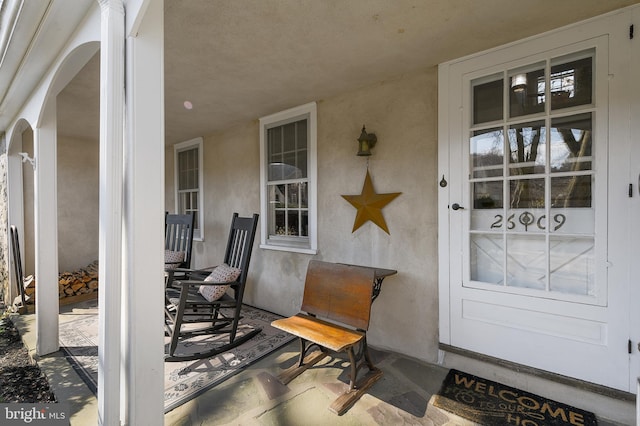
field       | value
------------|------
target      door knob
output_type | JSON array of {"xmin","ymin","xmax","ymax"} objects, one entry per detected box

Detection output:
[{"xmin": 451, "ymin": 203, "xmax": 465, "ymax": 211}]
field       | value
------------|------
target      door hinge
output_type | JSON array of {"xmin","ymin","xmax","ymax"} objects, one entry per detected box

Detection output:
[
  {"xmin": 629, "ymin": 339, "xmax": 632, "ymax": 354},
  {"xmin": 629, "ymin": 184, "xmax": 633, "ymax": 197},
  {"xmin": 631, "ymin": 24, "xmax": 635, "ymax": 40}
]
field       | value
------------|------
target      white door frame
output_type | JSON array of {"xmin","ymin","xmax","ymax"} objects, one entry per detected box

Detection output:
[{"xmin": 438, "ymin": 6, "xmax": 638, "ymax": 392}]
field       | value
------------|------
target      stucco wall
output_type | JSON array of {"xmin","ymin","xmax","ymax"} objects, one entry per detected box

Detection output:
[
  {"xmin": 167, "ymin": 67, "xmax": 440, "ymax": 363},
  {"xmin": 0, "ymin": 145, "xmax": 9, "ymax": 304},
  {"xmin": 22, "ymin": 129, "xmax": 35, "ymax": 277},
  {"xmin": 18, "ymin": 131, "xmax": 99, "ymax": 275},
  {"xmin": 57, "ymin": 136, "xmax": 99, "ymax": 272}
]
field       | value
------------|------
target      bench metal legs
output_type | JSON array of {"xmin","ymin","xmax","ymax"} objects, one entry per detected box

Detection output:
[
  {"xmin": 276, "ymin": 336, "xmax": 383, "ymax": 415},
  {"xmin": 345, "ymin": 336, "xmax": 378, "ymax": 391}
]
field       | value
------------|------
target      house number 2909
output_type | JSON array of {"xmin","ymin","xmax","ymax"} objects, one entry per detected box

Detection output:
[{"xmin": 490, "ymin": 212, "xmax": 566, "ymax": 231}]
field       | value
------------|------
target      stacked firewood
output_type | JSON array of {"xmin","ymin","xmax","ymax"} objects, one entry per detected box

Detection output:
[
  {"xmin": 23, "ymin": 260, "xmax": 100, "ymax": 301},
  {"xmin": 57, "ymin": 260, "xmax": 99, "ymax": 299}
]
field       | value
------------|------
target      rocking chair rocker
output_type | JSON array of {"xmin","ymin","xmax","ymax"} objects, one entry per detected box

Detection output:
[{"xmin": 164, "ymin": 213, "xmax": 259, "ymax": 361}]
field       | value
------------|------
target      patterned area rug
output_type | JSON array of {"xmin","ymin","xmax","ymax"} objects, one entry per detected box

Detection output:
[
  {"xmin": 432, "ymin": 369, "xmax": 597, "ymax": 425},
  {"xmin": 58, "ymin": 305, "xmax": 294, "ymax": 412}
]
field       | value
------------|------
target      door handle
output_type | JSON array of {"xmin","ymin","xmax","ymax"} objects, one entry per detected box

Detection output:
[{"xmin": 451, "ymin": 203, "xmax": 465, "ymax": 211}]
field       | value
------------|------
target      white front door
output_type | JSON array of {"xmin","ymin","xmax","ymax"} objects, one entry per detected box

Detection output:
[{"xmin": 439, "ymin": 9, "xmax": 636, "ymax": 391}]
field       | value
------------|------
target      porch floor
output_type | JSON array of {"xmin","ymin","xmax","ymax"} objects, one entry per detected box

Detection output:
[{"xmin": 11, "ymin": 301, "xmax": 632, "ymax": 425}]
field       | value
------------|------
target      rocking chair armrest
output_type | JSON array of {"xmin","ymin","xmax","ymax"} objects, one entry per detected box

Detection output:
[
  {"xmin": 171, "ymin": 266, "xmax": 215, "ymax": 275},
  {"xmin": 167, "ymin": 267, "xmax": 215, "ymax": 281},
  {"xmin": 174, "ymin": 279, "xmax": 237, "ymax": 288}
]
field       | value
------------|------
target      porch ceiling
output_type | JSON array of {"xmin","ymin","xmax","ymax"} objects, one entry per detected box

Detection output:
[{"xmin": 17, "ymin": 0, "xmax": 640, "ymax": 145}]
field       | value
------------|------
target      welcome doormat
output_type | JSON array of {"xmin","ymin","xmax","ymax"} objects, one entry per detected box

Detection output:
[
  {"xmin": 432, "ymin": 369, "xmax": 597, "ymax": 426},
  {"xmin": 59, "ymin": 305, "xmax": 294, "ymax": 413}
]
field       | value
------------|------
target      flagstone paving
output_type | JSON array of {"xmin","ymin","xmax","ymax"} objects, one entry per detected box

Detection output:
[{"xmin": 10, "ymin": 302, "xmax": 633, "ymax": 425}]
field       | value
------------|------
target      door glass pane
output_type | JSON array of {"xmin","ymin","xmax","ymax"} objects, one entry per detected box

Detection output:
[
  {"xmin": 473, "ymin": 181, "xmax": 503, "ymax": 209},
  {"xmin": 509, "ymin": 65, "xmax": 545, "ymax": 118},
  {"xmin": 470, "ymin": 128, "xmax": 504, "ymax": 178},
  {"xmin": 466, "ymin": 51, "xmax": 598, "ymax": 301},
  {"xmin": 470, "ymin": 234, "xmax": 503, "ymax": 284},
  {"xmin": 551, "ymin": 175, "xmax": 592, "ymax": 208},
  {"xmin": 549, "ymin": 208, "xmax": 593, "ymax": 236},
  {"xmin": 550, "ymin": 53, "xmax": 592, "ymax": 110},
  {"xmin": 509, "ymin": 178, "xmax": 545, "ymax": 209},
  {"xmin": 550, "ymin": 113, "xmax": 592, "ymax": 172},
  {"xmin": 508, "ymin": 121, "xmax": 546, "ymax": 175},
  {"xmin": 508, "ymin": 178, "xmax": 545, "ymax": 233},
  {"xmin": 550, "ymin": 236, "xmax": 594, "ymax": 295},
  {"xmin": 471, "ymin": 181, "xmax": 503, "ymax": 231},
  {"xmin": 506, "ymin": 234, "xmax": 546, "ymax": 290},
  {"xmin": 473, "ymin": 75, "xmax": 503, "ymax": 124}
]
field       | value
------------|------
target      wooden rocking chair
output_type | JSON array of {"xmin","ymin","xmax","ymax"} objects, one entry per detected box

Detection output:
[
  {"xmin": 164, "ymin": 213, "xmax": 259, "ymax": 361},
  {"xmin": 164, "ymin": 212, "xmax": 195, "ymax": 282}
]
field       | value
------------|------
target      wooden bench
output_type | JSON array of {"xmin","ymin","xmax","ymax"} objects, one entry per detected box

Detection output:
[{"xmin": 271, "ymin": 260, "xmax": 382, "ymax": 415}]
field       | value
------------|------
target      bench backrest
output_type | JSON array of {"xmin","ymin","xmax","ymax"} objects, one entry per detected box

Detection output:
[{"xmin": 301, "ymin": 260, "xmax": 375, "ymax": 331}]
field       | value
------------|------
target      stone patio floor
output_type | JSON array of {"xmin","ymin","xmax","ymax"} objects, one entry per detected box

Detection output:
[{"xmin": 10, "ymin": 301, "xmax": 633, "ymax": 425}]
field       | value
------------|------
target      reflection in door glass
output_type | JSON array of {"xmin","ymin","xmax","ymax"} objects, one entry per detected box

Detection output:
[
  {"xmin": 508, "ymin": 121, "xmax": 546, "ymax": 175},
  {"xmin": 473, "ymin": 181, "xmax": 503, "ymax": 209},
  {"xmin": 550, "ymin": 113, "xmax": 592, "ymax": 173},
  {"xmin": 509, "ymin": 66, "xmax": 545, "ymax": 118},
  {"xmin": 549, "ymin": 55, "xmax": 593, "ymax": 110},
  {"xmin": 470, "ymin": 128, "xmax": 504, "ymax": 178},
  {"xmin": 473, "ymin": 76, "xmax": 503, "ymax": 124},
  {"xmin": 551, "ymin": 176, "xmax": 591, "ymax": 208},
  {"xmin": 467, "ymin": 52, "xmax": 596, "ymax": 298},
  {"xmin": 509, "ymin": 178, "xmax": 545, "ymax": 209},
  {"xmin": 471, "ymin": 181, "xmax": 503, "ymax": 231}
]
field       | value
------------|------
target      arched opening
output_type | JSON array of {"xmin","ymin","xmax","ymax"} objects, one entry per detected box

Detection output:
[
  {"xmin": 56, "ymin": 51, "xmax": 100, "ymax": 280},
  {"xmin": 5, "ymin": 119, "xmax": 35, "ymax": 307}
]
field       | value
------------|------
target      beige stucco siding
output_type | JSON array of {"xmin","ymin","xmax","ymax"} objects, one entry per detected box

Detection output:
[
  {"xmin": 21, "ymin": 129, "xmax": 35, "ymax": 277},
  {"xmin": 57, "ymin": 135, "xmax": 99, "ymax": 272},
  {"xmin": 18, "ymin": 130, "xmax": 99, "ymax": 276},
  {"xmin": 167, "ymin": 67, "xmax": 440, "ymax": 363}
]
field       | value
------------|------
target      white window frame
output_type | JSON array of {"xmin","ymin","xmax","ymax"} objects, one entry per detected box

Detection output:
[
  {"xmin": 174, "ymin": 137, "xmax": 204, "ymax": 241},
  {"xmin": 259, "ymin": 102, "xmax": 317, "ymax": 254}
]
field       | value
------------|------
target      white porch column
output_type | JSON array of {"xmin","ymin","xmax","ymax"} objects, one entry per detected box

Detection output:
[
  {"xmin": 97, "ymin": 0, "xmax": 124, "ymax": 425},
  {"xmin": 33, "ymin": 105, "xmax": 59, "ymax": 356},
  {"xmin": 122, "ymin": 0, "xmax": 165, "ymax": 423}
]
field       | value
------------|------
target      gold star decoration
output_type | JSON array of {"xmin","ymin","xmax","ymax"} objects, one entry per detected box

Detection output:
[{"xmin": 342, "ymin": 170, "xmax": 401, "ymax": 234}]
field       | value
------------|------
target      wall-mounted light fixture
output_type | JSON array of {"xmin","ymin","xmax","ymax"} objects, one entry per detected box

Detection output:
[
  {"xmin": 357, "ymin": 125, "xmax": 377, "ymax": 156},
  {"xmin": 18, "ymin": 152, "xmax": 35, "ymax": 170}
]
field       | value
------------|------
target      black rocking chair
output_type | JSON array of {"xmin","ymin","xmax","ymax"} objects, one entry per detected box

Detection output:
[
  {"xmin": 165, "ymin": 211, "xmax": 195, "ymax": 266},
  {"xmin": 164, "ymin": 213, "xmax": 259, "ymax": 361}
]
